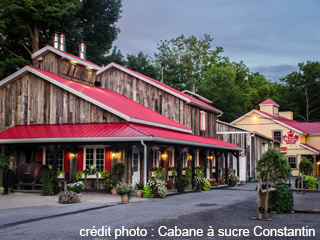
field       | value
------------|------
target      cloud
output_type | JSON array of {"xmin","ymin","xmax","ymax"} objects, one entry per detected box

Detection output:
[{"xmin": 251, "ymin": 65, "xmax": 299, "ymax": 82}]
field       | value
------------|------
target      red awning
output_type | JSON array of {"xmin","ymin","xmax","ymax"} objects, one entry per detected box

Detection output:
[{"xmin": 0, "ymin": 123, "xmax": 242, "ymax": 151}]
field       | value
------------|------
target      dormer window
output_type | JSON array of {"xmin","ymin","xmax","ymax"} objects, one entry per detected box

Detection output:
[
  {"xmin": 200, "ymin": 111, "xmax": 207, "ymax": 131},
  {"xmin": 273, "ymin": 106, "xmax": 278, "ymax": 115}
]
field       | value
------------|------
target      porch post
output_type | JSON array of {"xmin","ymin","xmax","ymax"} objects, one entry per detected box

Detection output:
[
  {"xmin": 224, "ymin": 152, "xmax": 228, "ymax": 184},
  {"xmin": 176, "ymin": 147, "xmax": 183, "ymax": 179},
  {"xmin": 190, "ymin": 148, "xmax": 196, "ymax": 188},
  {"xmin": 204, "ymin": 150, "xmax": 209, "ymax": 179},
  {"xmin": 314, "ymin": 155, "xmax": 316, "ymax": 176},
  {"xmin": 145, "ymin": 144, "xmax": 151, "ymax": 183},
  {"xmin": 214, "ymin": 151, "xmax": 219, "ymax": 180},
  {"xmin": 236, "ymin": 151, "xmax": 240, "ymax": 177}
]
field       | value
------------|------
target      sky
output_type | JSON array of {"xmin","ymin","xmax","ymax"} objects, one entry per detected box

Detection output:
[{"xmin": 113, "ymin": 0, "xmax": 320, "ymax": 82}]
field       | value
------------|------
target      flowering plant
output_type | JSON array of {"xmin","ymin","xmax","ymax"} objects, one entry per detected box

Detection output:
[
  {"xmin": 83, "ymin": 165, "xmax": 98, "ymax": 175},
  {"xmin": 227, "ymin": 174, "xmax": 239, "ymax": 183},
  {"xmin": 58, "ymin": 191, "xmax": 80, "ymax": 204},
  {"xmin": 116, "ymin": 184, "xmax": 135, "ymax": 198},
  {"xmin": 67, "ymin": 181, "xmax": 84, "ymax": 193},
  {"xmin": 147, "ymin": 178, "xmax": 167, "ymax": 198}
]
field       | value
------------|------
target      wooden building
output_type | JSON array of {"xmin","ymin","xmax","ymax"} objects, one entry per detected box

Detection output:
[
  {"xmin": 216, "ymin": 120, "xmax": 280, "ymax": 182},
  {"xmin": 0, "ymin": 44, "xmax": 242, "ymax": 192},
  {"xmin": 232, "ymin": 99, "xmax": 320, "ymax": 176}
]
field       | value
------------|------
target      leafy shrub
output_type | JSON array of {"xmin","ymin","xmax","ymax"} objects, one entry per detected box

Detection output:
[
  {"xmin": 105, "ymin": 179, "xmax": 120, "ymax": 190},
  {"xmin": 295, "ymin": 176, "xmax": 319, "ymax": 189},
  {"xmin": 100, "ymin": 170, "xmax": 110, "ymax": 179},
  {"xmin": 227, "ymin": 174, "xmax": 239, "ymax": 183},
  {"xmin": 135, "ymin": 181, "xmax": 144, "ymax": 190},
  {"xmin": 183, "ymin": 167, "xmax": 192, "ymax": 178},
  {"xmin": 116, "ymin": 184, "xmax": 135, "ymax": 198},
  {"xmin": 142, "ymin": 186, "xmax": 154, "ymax": 198},
  {"xmin": 0, "ymin": 186, "xmax": 4, "ymax": 195},
  {"xmin": 169, "ymin": 166, "xmax": 177, "ymax": 176},
  {"xmin": 42, "ymin": 168, "xmax": 59, "ymax": 196},
  {"xmin": 58, "ymin": 191, "xmax": 80, "ymax": 204},
  {"xmin": 175, "ymin": 177, "xmax": 190, "ymax": 193},
  {"xmin": 0, "ymin": 154, "xmax": 10, "ymax": 168},
  {"xmin": 67, "ymin": 181, "xmax": 84, "ymax": 193},
  {"xmin": 193, "ymin": 176, "xmax": 206, "ymax": 189},
  {"xmin": 203, "ymin": 180, "xmax": 211, "ymax": 191},
  {"xmin": 113, "ymin": 162, "xmax": 125, "ymax": 175},
  {"xmin": 270, "ymin": 184, "xmax": 293, "ymax": 214},
  {"xmin": 76, "ymin": 171, "xmax": 83, "ymax": 181},
  {"xmin": 299, "ymin": 158, "xmax": 313, "ymax": 175}
]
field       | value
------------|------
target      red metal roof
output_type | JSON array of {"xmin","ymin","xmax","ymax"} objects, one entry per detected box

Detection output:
[
  {"xmin": 101, "ymin": 63, "xmax": 222, "ymax": 114},
  {"xmin": 0, "ymin": 123, "xmax": 242, "ymax": 150},
  {"xmin": 33, "ymin": 66, "xmax": 191, "ymax": 132},
  {"xmin": 291, "ymin": 122, "xmax": 320, "ymax": 134},
  {"xmin": 259, "ymin": 99, "xmax": 279, "ymax": 107}
]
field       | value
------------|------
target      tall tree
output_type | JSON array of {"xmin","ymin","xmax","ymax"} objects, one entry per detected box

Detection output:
[
  {"xmin": 0, "ymin": 0, "xmax": 122, "ymax": 79},
  {"xmin": 280, "ymin": 61, "xmax": 320, "ymax": 121},
  {"xmin": 126, "ymin": 51, "xmax": 157, "ymax": 79},
  {"xmin": 155, "ymin": 34, "xmax": 223, "ymax": 91}
]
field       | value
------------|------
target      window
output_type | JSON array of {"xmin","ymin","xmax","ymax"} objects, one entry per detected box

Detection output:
[
  {"xmin": 287, "ymin": 156, "xmax": 297, "ymax": 169},
  {"xmin": 200, "ymin": 111, "xmax": 207, "ymax": 131},
  {"xmin": 152, "ymin": 149, "xmax": 159, "ymax": 168},
  {"xmin": 133, "ymin": 153, "xmax": 139, "ymax": 172},
  {"xmin": 45, "ymin": 149, "xmax": 63, "ymax": 171},
  {"xmin": 272, "ymin": 130, "xmax": 282, "ymax": 142},
  {"xmin": 273, "ymin": 106, "xmax": 278, "ymax": 115},
  {"xmin": 85, "ymin": 147, "xmax": 105, "ymax": 171}
]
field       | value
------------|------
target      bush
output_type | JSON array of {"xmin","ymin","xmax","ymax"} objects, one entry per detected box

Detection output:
[
  {"xmin": 67, "ymin": 181, "xmax": 84, "ymax": 193},
  {"xmin": 147, "ymin": 178, "xmax": 167, "ymax": 198},
  {"xmin": 58, "ymin": 191, "xmax": 80, "ymax": 204},
  {"xmin": 76, "ymin": 171, "xmax": 83, "ymax": 181},
  {"xmin": 142, "ymin": 186, "xmax": 154, "ymax": 198},
  {"xmin": 203, "ymin": 180, "xmax": 211, "ymax": 191},
  {"xmin": 299, "ymin": 158, "xmax": 313, "ymax": 176},
  {"xmin": 42, "ymin": 168, "xmax": 59, "ymax": 196},
  {"xmin": 105, "ymin": 179, "xmax": 120, "ymax": 190},
  {"xmin": 0, "ymin": 154, "xmax": 10, "ymax": 169},
  {"xmin": 270, "ymin": 184, "xmax": 293, "ymax": 214},
  {"xmin": 296, "ymin": 176, "xmax": 318, "ymax": 189},
  {"xmin": 175, "ymin": 177, "xmax": 190, "ymax": 193},
  {"xmin": 113, "ymin": 162, "xmax": 125, "ymax": 175}
]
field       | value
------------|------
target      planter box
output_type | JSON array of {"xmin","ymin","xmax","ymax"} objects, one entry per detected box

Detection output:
[
  {"xmin": 212, "ymin": 169, "xmax": 216, "ymax": 173},
  {"xmin": 151, "ymin": 171, "xmax": 156, "ymax": 178},
  {"xmin": 168, "ymin": 171, "xmax": 172, "ymax": 176},
  {"xmin": 182, "ymin": 170, "xmax": 186, "ymax": 175}
]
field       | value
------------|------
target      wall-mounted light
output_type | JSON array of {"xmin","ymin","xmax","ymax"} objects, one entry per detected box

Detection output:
[
  {"xmin": 70, "ymin": 60, "xmax": 77, "ymax": 65},
  {"xmin": 162, "ymin": 154, "xmax": 167, "ymax": 158},
  {"xmin": 253, "ymin": 116, "xmax": 257, "ymax": 120},
  {"xmin": 70, "ymin": 153, "xmax": 75, "ymax": 158},
  {"xmin": 112, "ymin": 153, "xmax": 116, "ymax": 157}
]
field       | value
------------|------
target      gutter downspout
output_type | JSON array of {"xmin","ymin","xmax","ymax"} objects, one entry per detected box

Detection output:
[
  {"xmin": 249, "ymin": 133, "xmax": 255, "ymax": 180},
  {"xmin": 141, "ymin": 140, "xmax": 147, "ymax": 184}
]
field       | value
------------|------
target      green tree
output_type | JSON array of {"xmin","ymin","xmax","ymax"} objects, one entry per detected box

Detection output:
[
  {"xmin": 280, "ymin": 61, "xmax": 320, "ymax": 121},
  {"xmin": 0, "ymin": 0, "xmax": 122, "ymax": 79},
  {"xmin": 155, "ymin": 34, "xmax": 223, "ymax": 91},
  {"xmin": 126, "ymin": 51, "xmax": 157, "ymax": 79}
]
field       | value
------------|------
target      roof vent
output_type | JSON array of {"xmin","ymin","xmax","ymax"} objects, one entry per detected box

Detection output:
[
  {"xmin": 94, "ymin": 81, "xmax": 101, "ymax": 87},
  {"xmin": 78, "ymin": 42, "xmax": 86, "ymax": 60},
  {"xmin": 53, "ymin": 33, "xmax": 60, "ymax": 49}
]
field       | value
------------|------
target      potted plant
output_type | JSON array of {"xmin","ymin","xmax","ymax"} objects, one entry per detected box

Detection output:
[
  {"xmin": 146, "ymin": 178, "xmax": 167, "ymax": 198},
  {"xmin": 105, "ymin": 179, "xmax": 120, "ymax": 195},
  {"xmin": 168, "ymin": 166, "xmax": 177, "ymax": 177},
  {"xmin": 182, "ymin": 167, "xmax": 191, "ymax": 178},
  {"xmin": 113, "ymin": 162, "xmax": 125, "ymax": 175},
  {"xmin": 193, "ymin": 176, "xmax": 206, "ymax": 191},
  {"xmin": 175, "ymin": 177, "xmax": 190, "ymax": 193},
  {"xmin": 151, "ymin": 167, "xmax": 159, "ymax": 178},
  {"xmin": 227, "ymin": 174, "xmax": 239, "ymax": 187},
  {"xmin": 67, "ymin": 181, "xmax": 84, "ymax": 201},
  {"xmin": 42, "ymin": 166, "xmax": 59, "ymax": 196},
  {"xmin": 135, "ymin": 181, "xmax": 144, "ymax": 197},
  {"xmin": 116, "ymin": 184, "xmax": 135, "ymax": 203}
]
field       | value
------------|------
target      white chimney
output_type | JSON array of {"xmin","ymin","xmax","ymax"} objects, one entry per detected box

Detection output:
[
  {"xmin": 53, "ymin": 33, "xmax": 60, "ymax": 49},
  {"xmin": 78, "ymin": 42, "xmax": 86, "ymax": 60},
  {"xmin": 59, "ymin": 33, "xmax": 66, "ymax": 52}
]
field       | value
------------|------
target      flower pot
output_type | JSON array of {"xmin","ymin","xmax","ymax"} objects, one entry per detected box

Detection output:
[
  {"xmin": 77, "ymin": 193, "xmax": 82, "ymax": 203},
  {"xmin": 166, "ymin": 180, "xmax": 173, "ymax": 189},
  {"xmin": 121, "ymin": 194, "xmax": 129, "ymax": 203},
  {"xmin": 111, "ymin": 188, "xmax": 117, "ymax": 195},
  {"xmin": 136, "ymin": 189, "xmax": 142, "ymax": 198},
  {"xmin": 197, "ymin": 183, "xmax": 204, "ymax": 191},
  {"xmin": 229, "ymin": 181, "xmax": 236, "ymax": 187}
]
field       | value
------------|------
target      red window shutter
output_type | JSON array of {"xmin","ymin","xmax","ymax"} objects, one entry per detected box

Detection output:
[
  {"xmin": 149, "ymin": 151, "xmax": 152, "ymax": 172},
  {"xmin": 77, "ymin": 147, "xmax": 84, "ymax": 172},
  {"xmin": 63, "ymin": 147, "xmax": 70, "ymax": 173},
  {"xmin": 173, "ymin": 150, "xmax": 176, "ymax": 167},
  {"xmin": 105, "ymin": 147, "xmax": 111, "ymax": 172},
  {"xmin": 36, "ymin": 148, "xmax": 44, "ymax": 163}
]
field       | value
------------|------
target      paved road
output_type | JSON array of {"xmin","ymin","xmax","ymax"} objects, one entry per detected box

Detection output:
[{"xmin": 1, "ymin": 183, "xmax": 319, "ymax": 240}]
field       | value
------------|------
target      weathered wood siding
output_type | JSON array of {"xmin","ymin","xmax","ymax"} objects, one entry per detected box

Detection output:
[
  {"xmin": 0, "ymin": 73, "xmax": 121, "ymax": 131},
  {"xmin": 97, "ymin": 68, "xmax": 217, "ymax": 137},
  {"xmin": 35, "ymin": 52, "xmax": 97, "ymax": 86},
  {"xmin": 216, "ymin": 121, "xmax": 279, "ymax": 181}
]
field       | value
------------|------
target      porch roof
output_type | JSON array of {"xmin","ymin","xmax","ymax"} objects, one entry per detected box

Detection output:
[
  {"xmin": 300, "ymin": 143, "xmax": 320, "ymax": 154},
  {"xmin": 0, "ymin": 123, "xmax": 242, "ymax": 151}
]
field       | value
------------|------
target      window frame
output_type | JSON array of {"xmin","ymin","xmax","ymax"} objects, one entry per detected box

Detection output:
[
  {"xmin": 272, "ymin": 130, "xmax": 283, "ymax": 143},
  {"xmin": 199, "ymin": 110, "xmax": 207, "ymax": 131},
  {"xmin": 287, "ymin": 156, "xmax": 297, "ymax": 169},
  {"xmin": 84, "ymin": 146, "xmax": 105, "ymax": 171},
  {"xmin": 44, "ymin": 148, "xmax": 64, "ymax": 171}
]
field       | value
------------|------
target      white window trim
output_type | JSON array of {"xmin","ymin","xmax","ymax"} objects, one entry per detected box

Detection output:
[
  {"xmin": 200, "ymin": 110, "xmax": 207, "ymax": 131},
  {"xmin": 84, "ymin": 145, "xmax": 106, "ymax": 178}
]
